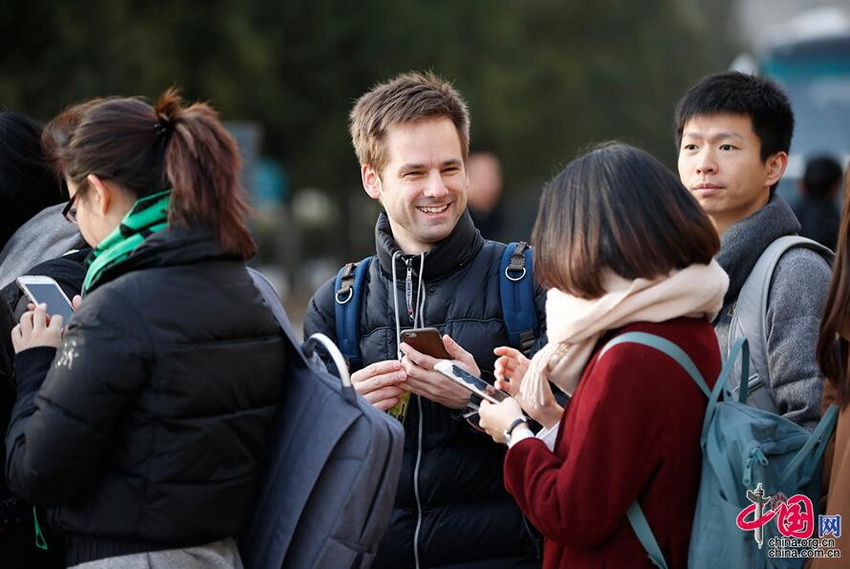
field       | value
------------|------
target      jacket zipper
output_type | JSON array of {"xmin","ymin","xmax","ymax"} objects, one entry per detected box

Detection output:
[
  {"xmin": 413, "ymin": 394, "xmax": 424, "ymax": 569},
  {"xmin": 522, "ymin": 515, "xmax": 541, "ymax": 559}
]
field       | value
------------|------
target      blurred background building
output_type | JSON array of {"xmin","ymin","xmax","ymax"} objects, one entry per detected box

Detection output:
[{"xmin": 734, "ymin": 1, "xmax": 850, "ymax": 212}]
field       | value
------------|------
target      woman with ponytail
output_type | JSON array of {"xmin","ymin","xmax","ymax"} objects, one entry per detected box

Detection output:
[
  {"xmin": 5, "ymin": 90, "xmax": 286, "ymax": 568},
  {"xmin": 477, "ymin": 143, "xmax": 728, "ymax": 569}
]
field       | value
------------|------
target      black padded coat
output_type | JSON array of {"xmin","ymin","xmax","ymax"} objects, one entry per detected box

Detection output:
[
  {"xmin": 304, "ymin": 212, "xmax": 547, "ymax": 569},
  {"xmin": 5, "ymin": 226, "xmax": 286, "ymax": 566}
]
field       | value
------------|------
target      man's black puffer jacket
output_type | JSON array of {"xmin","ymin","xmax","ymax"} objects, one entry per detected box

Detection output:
[
  {"xmin": 6, "ymin": 226, "xmax": 286, "ymax": 566},
  {"xmin": 305, "ymin": 212, "xmax": 547, "ymax": 569}
]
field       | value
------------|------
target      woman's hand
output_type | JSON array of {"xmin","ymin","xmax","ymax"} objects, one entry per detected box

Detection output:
[
  {"xmin": 494, "ymin": 346, "xmax": 531, "ymax": 393},
  {"xmin": 493, "ymin": 346, "xmax": 564, "ymax": 429},
  {"xmin": 478, "ymin": 397, "xmax": 526, "ymax": 444},
  {"xmin": 11, "ymin": 304, "xmax": 64, "ymax": 353}
]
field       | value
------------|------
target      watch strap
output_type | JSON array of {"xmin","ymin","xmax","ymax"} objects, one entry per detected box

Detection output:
[{"xmin": 504, "ymin": 416, "xmax": 528, "ymax": 442}]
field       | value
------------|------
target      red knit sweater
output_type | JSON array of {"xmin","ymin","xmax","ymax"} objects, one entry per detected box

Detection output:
[{"xmin": 504, "ymin": 318, "xmax": 720, "ymax": 569}]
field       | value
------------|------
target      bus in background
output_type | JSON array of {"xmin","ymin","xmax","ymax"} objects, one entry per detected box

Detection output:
[{"xmin": 733, "ymin": 10, "xmax": 850, "ymax": 208}]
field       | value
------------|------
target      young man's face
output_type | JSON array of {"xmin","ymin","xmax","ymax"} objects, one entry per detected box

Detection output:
[
  {"xmin": 677, "ymin": 113, "xmax": 786, "ymax": 234},
  {"xmin": 362, "ymin": 117, "xmax": 468, "ymax": 254}
]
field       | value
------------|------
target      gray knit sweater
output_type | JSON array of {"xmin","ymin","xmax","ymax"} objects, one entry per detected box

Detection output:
[{"xmin": 714, "ymin": 195, "xmax": 830, "ymax": 430}]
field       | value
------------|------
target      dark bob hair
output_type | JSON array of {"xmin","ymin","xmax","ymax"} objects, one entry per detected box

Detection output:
[{"xmin": 531, "ymin": 142, "xmax": 719, "ymax": 298}]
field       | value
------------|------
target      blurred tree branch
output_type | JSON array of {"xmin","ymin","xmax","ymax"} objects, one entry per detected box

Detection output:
[{"xmin": 0, "ymin": 0, "xmax": 737, "ymax": 252}]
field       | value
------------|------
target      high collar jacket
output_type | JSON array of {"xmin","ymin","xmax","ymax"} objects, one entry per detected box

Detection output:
[{"xmin": 305, "ymin": 211, "xmax": 547, "ymax": 569}]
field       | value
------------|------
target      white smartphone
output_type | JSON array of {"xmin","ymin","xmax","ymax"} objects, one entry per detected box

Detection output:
[
  {"xmin": 16, "ymin": 275, "xmax": 75, "ymax": 323},
  {"xmin": 433, "ymin": 361, "xmax": 511, "ymax": 404}
]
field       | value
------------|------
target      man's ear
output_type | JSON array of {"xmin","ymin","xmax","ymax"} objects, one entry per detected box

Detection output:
[
  {"xmin": 362, "ymin": 165, "xmax": 382, "ymax": 200},
  {"xmin": 765, "ymin": 152, "xmax": 788, "ymax": 188},
  {"xmin": 86, "ymin": 174, "xmax": 112, "ymax": 216}
]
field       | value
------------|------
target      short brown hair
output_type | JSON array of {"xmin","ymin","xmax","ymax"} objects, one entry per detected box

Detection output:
[
  {"xmin": 43, "ymin": 88, "xmax": 255, "ymax": 259},
  {"xmin": 532, "ymin": 142, "xmax": 719, "ymax": 298},
  {"xmin": 349, "ymin": 71, "xmax": 470, "ymax": 173}
]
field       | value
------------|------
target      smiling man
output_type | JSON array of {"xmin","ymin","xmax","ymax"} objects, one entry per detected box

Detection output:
[
  {"xmin": 675, "ymin": 71, "xmax": 830, "ymax": 430},
  {"xmin": 304, "ymin": 72, "xmax": 545, "ymax": 569}
]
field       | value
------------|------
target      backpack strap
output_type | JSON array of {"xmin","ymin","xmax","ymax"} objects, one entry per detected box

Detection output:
[
  {"xmin": 500, "ymin": 242, "xmax": 540, "ymax": 352},
  {"xmin": 249, "ymin": 268, "xmax": 355, "ymax": 399},
  {"xmin": 598, "ymin": 332, "xmax": 710, "ymax": 396},
  {"xmin": 626, "ymin": 503, "xmax": 669, "ymax": 569},
  {"xmin": 779, "ymin": 403, "xmax": 839, "ymax": 487},
  {"xmin": 602, "ymin": 334, "xmax": 757, "ymax": 569},
  {"xmin": 599, "ymin": 331, "xmax": 704, "ymax": 569},
  {"xmin": 333, "ymin": 257, "xmax": 372, "ymax": 371},
  {"xmin": 599, "ymin": 331, "xmax": 741, "ymax": 569},
  {"xmin": 331, "ymin": 243, "xmax": 539, "ymax": 368},
  {"xmin": 728, "ymin": 235, "xmax": 833, "ymax": 412}
]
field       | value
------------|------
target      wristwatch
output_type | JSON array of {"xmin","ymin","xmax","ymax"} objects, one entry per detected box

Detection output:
[{"xmin": 503, "ymin": 416, "xmax": 529, "ymax": 444}]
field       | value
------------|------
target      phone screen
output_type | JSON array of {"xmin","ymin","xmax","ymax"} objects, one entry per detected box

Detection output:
[
  {"xmin": 433, "ymin": 361, "xmax": 510, "ymax": 404},
  {"xmin": 23, "ymin": 283, "xmax": 75, "ymax": 322}
]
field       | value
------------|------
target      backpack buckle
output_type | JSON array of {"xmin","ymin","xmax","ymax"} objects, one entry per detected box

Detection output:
[
  {"xmin": 505, "ymin": 242, "xmax": 529, "ymax": 282},
  {"xmin": 335, "ymin": 262, "xmax": 358, "ymax": 305}
]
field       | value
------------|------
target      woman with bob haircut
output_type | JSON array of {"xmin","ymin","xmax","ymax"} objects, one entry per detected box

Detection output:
[
  {"xmin": 5, "ymin": 90, "xmax": 286, "ymax": 569},
  {"xmin": 478, "ymin": 142, "xmax": 729, "ymax": 569}
]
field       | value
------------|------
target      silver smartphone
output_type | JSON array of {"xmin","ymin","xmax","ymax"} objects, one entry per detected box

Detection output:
[
  {"xmin": 433, "ymin": 361, "xmax": 510, "ymax": 404},
  {"xmin": 16, "ymin": 275, "xmax": 75, "ymax": 323}
]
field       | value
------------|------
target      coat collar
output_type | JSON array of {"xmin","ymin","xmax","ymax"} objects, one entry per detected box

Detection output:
[
  {"xmin": 90, "ymin": 225, "xmax": 237, "ymax": 292},
  {"xmin": 374, "ymin": 210, "xmax": 484, "ymax": 284},
  {"xmin": 716, "ymin": 194, "xmax": 801, "ymax": 305}
]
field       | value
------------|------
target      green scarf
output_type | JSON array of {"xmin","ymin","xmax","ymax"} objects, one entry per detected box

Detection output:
[{"xmin": 83, "ymin": 190, "xmax": 171, "ymax": 293}]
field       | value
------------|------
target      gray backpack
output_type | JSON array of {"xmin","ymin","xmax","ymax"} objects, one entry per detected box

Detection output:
[
  {"xmin": 726, "ymin": 235, "xmax": 833, "ymax": 412},
  {"xmin": 240, "ymin": 269, "xmax": 404, "ymax": 569}
]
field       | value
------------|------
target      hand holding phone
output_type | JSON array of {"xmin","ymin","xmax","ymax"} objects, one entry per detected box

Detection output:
[
  {"xmin": 399, "ymin": 331, "xmax": 485, "ymax": 411},
  {"xmin": 10, "ymin": 302, "xmax": 66, "ymax": 353},
  {"xmin": 400, "ymin": 327, "xmax": 452, "ymax": 359},
  {"xmin": 16, "ymin": 276, "xmax": 75, "ymax": 323},
  {"xmin": 433, "ymin": 361, "xmax": 511, "ymax": 404}
]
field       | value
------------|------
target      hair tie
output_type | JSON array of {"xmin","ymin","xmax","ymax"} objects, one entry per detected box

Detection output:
[{"xmin": 154, "ymin": 116, "xmax": 174, "ymax": 140}]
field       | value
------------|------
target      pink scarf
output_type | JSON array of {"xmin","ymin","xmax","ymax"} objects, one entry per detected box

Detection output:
[{"xmin": 521, "ymin": 260, "xmax": 729, "ymax": 407}]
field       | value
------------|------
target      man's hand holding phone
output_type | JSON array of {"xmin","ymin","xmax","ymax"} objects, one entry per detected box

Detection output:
[
  {"xmin": 350, "ymin": 360, "xmax": 408, "ymax": 412},
  {"xmin": 399, "ymin": 333, "xmax": 480, "ymax": 410}
]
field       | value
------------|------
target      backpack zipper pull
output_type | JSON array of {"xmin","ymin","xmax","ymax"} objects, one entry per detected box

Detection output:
[
  {"xmin": 33, "ymin": 506, "xmax": 48, "ymax": 550},
  {"xmin": 742, "ymin": 447, "xmax": 768, "ymax": 487}
]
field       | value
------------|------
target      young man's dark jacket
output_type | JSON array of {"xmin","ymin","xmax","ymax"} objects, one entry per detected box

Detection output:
[
  {"xmin": 6, "ymin": 226, "xmax": 286, "ymax": 567},
  {"xmin": 304, "ymin": 211, "xmax": 547, "ymax": 569}
]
